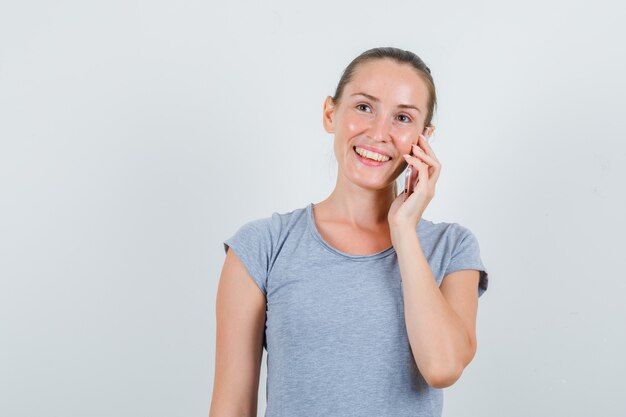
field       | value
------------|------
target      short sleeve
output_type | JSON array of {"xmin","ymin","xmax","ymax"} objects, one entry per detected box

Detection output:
[
  {"xmin": 444, "ymin": 225, "xmax": 490, "ymax": 298},
  {"xmin": 223, "ymin": 215, "xmax": 280, "ymax": 296}
]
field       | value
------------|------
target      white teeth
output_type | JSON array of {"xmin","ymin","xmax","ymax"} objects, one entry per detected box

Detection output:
[{"xmin": 355, "ymin": 147, "xmax": 390, "ymax": 162}]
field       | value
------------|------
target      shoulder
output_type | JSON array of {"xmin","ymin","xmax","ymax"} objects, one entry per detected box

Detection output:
[
  {"xmin": 223, "ymin": 205, "xmax": 308, "ymax": 253},
  {"xmin": 419, "ymin": 218, "xmax": 485, "ymax": 270},
  {"xmin": 247, "ymin": 204, "xmax": 307, "ymax": 235},
  {"xmin": 222, "ymin": 205, "xmax": 309, "ymax": 295},
  {"xmin": 418, "ymin": 217, "xmax": 476, "ymax": 245},
  {"xmin": 419, "ymin": 217, "xmax": 489, "ymax": 297}
]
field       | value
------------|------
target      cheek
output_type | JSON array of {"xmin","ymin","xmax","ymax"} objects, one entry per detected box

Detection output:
[
  {"xmin": 395, "ymin": 136, "xmax": 414, "ymax": 155},
  {"xmin": 340, "ymin": 113, "xmax": 364, "ymax": 135},
  {"xmin": 345, "ymin": 121, "xmax": 358, "ymax": 134}
]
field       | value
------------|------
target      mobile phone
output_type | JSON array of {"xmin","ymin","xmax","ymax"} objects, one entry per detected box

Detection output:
[{"xmin": 403, "ymin": 126, "xmax": 434, "ymax": 201}]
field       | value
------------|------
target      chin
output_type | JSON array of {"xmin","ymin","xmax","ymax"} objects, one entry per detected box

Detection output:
[{"xmin": 351, "ymin": 177, "xmax": 395, "ymax": 191}]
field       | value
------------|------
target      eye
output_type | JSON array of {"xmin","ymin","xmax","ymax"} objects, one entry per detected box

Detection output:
[
  {"xmin": 397, "ymin": 114, "xmax": 411, "ymax": 123},
  {"xmin": 356, "ymin": 103, "xmax": 372, "ymax": 113}
]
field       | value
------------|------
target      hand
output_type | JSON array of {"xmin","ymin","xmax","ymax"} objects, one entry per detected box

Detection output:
[{"xmin": 388, "ymin": 133, "xmax": 442, "ymax": 230}]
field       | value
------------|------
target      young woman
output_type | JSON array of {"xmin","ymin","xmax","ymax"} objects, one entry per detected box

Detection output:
[{"xmin": 210, "ymin": 47, "xmax": 489, "ymax": 417}]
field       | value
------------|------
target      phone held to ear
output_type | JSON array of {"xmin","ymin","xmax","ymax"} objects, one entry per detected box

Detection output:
[{"xmin": 403, "ymin": 126, "xmax": 434, "ymax": 202}]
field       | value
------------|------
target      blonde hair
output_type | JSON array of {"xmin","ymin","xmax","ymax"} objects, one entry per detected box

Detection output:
[{"xmin": 331, "ymin": 46, "xmax": 437, "ymax": 129}]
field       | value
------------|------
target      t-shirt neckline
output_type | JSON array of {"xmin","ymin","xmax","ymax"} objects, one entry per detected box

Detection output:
[{"xmin": 306, "ymin": 202, "xmax": 397, "ymax": 261}]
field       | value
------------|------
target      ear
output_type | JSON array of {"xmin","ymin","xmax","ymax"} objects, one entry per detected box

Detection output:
[
  {"xmin": 424, "ymin": 124, "xmax": 436, "ymax": 138},
  {"xmin": 322, "ymin": 96, "xmax": 336, "ymax": 134}
]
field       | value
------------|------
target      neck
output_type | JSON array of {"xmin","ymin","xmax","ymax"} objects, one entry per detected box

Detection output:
[{"xmin": 315, "ymin": 178, "xmax": 398, "ymax": 229}]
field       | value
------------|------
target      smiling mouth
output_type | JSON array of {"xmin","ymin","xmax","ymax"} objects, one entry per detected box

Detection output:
[{"xmin": 352, "ymin": 145, "xmax": 393, "ymax": 164}]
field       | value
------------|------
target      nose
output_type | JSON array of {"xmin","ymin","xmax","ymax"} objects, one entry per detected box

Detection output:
[{"xmin": 368, "ymin": 114, "xmax": 391, "ymax": 142}]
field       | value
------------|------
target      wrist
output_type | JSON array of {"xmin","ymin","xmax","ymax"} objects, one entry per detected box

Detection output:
[
  {"xmin": 391, "ymin": 225, "xmax": 422, "ymax": 257},
  {"xmin": 389, "ymin": 218, "xmax": 416, "ymax": 231},
  {"xmin": 389, "ymin": 213, "xmax": 423, "ymax": 234},
  {"xmin": 390, "ymin": 222, "xmax": 418, "ymax": 240}
]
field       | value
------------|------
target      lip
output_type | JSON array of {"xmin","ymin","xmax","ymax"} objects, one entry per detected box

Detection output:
[
  {"xmin": 353, "ymin": 148, "xmax": 388, "ymax": 167},
  {"xmin": 353, "ymin": 144, "xmax": 393, "ymax": 159}
]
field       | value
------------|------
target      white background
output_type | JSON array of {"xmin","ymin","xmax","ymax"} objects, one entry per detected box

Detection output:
[{"xmin": 1, "ymin": 1, "xmax": 625, "ymax": 416}]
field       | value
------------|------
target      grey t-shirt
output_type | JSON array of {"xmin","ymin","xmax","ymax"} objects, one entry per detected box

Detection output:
[{"xmin": 222, "ymin": 202, "xmax": 489, "ymax": 417}]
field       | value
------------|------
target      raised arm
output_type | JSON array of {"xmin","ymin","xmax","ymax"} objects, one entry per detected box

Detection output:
[
  {"xmin": 391, "ymin": 227, "xmax": 479, "ymax": 389},
  {"xmin": 209, "ymin": 247, "xmax": 267, "ymax": 417}
]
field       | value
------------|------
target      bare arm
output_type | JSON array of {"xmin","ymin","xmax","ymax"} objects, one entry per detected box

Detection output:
[
  {"xmin": 391, "ymin": 227, "xmax": 479, "ymax": 389},
  {"xmin": 209, "ymin": 247, "xmax": 267, "ymax": 417}
]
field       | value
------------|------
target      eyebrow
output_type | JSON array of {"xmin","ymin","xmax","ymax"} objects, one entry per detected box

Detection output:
[{"xmin": 350, "ymin": 92, "xmax": 422, "ymax": 114}]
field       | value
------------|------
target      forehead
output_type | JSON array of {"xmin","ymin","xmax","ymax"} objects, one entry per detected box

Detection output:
[{"xmin": 345, "ymin": 59, "xmax": 429, "ymax": 106}]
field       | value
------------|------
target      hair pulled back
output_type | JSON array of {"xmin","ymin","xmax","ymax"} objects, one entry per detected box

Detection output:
[{"xmin": 331, "ymin": 47, "xmax": 437, "ymax": 129}]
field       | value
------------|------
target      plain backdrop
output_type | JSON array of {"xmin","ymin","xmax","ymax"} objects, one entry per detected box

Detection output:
[{"xmin": 1, "ymin": 0, "xmax": 625, "ymax": 416}]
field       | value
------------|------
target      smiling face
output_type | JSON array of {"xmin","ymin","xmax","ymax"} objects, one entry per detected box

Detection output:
[{"xmin": 323, "ymin": 58, "xmax": 431, "ymax": 192}]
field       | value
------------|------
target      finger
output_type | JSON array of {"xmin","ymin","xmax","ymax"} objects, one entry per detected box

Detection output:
[
  {"xmin": 404, "ymin": 152, "xmax": 436, "ymax": 181},
  {"xmin": 413, "ymin": 143, "xmax": 442, "ymax": 182},
  {"xmin": 418, "ymin": 159, "xmax": 429, "ymax": 178},
  {"xmin": 402, "ymin": 153, "xmax": 420, "ymax": 168},
  {"xmin": 411, "ymin": 144, "xmax": 439, "ymax": 166},
  {"xmin": 418, "ymin": 134, "xmax": 440, "ymax": 163},
  {"xmin": 414, "ymin": 160, "xmax": 429, "ymax": 189},
  {"xmin": 404, "ymin": 153, "xmax": 431, "ymax": 172},
  {"xmin": 412, "ymin": 145, "xmax": 440, "ymax": 179}
]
